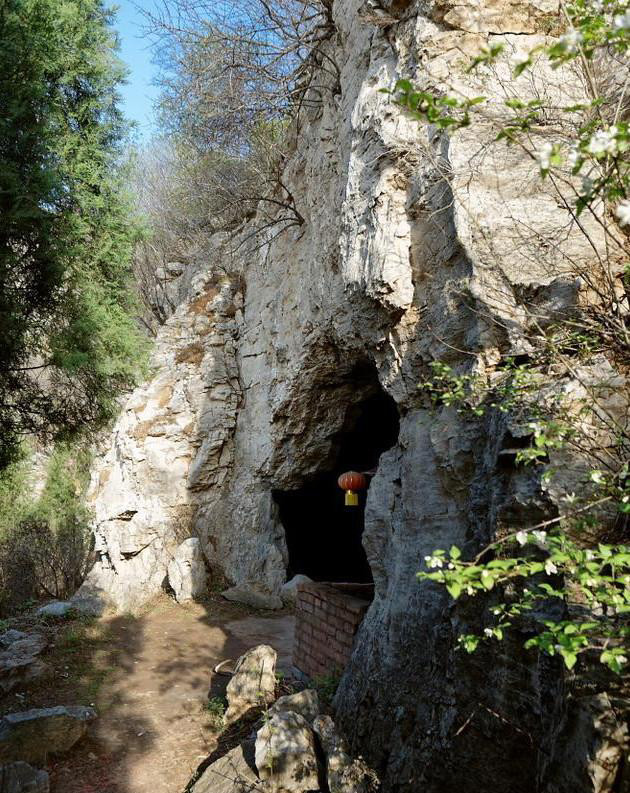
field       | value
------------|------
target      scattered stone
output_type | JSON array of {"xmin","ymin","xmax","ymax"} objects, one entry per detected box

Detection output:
[
  {"xmin": 68, "ymin": 591, "xmax": 106, "ymax": 617},
  {"xmin": 36, "ymin": 601, "xmax": 75, "ymax": 619},
  {"xmin": 0, "ymin": 635, "xmax": 48, "ymax": 693},
  {"xmin": 167, "ymin": 538, "xmax": 207, "ymax": 602},
  {"xmin": 269, "ymin": 690, "xmax": 319, "ymax": 726},
  {"xmin": 280, "ymin": 575, "xmax": 312, "ymax": 606},
  {"xmin": 313, "ymin": 715, "xmax": 376, "ymax": 793},
  {"xmin": 0, "ymin": 705, "xmax": 97, "ymax": 765},
  {"xmin": 191, "ymin": 739, "xmax": 264, "ymax": 793},
  {"xmin": 222, "ymin": 586, "xmax": 283, "ymax": 611},
  {"xmin": 255, "ymin": 711, "xmax": 321, "ymax": 792},
  {"xmin": 0, "ymin": 762, "xmax": 49, "ymax": 793},
  {"xmin": 0, "ymin": 631, "xmax": 29, "ymax": 648},
  {"xmin": 225, "ymin": 645, "xmax": 277, "ymax": 723}
]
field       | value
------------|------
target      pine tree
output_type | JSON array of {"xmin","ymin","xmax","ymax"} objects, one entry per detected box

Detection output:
[{"xmin": 0, "ymin": 0, "xmax": 147, "ymax": 468}]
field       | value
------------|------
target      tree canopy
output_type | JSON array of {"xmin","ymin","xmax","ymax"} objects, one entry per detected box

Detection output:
[{"xmin": 0, "ymin": 0, "xmax": 147, "ymax": 469}]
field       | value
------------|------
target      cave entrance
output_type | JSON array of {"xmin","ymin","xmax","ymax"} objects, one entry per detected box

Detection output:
[{"xmin": 273, "ymin": 379, "xmax": 399, "ymax": 584}]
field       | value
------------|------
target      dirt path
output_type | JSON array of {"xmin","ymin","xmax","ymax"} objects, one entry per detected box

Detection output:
[{"xmin": 7, "ymin": 595, "xmax": 294, "ymax": 793}]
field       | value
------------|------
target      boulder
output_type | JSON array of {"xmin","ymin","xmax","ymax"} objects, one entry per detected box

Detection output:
[
  {"xmin": 222, "ymin": 586, "xmax": 283, "ymax": 611},
  {"xmin": 0, "ymin": 635, "xmax": 48, "ymax": 693},
  {"xmin": 167, "ymin": 538, "xmax": 207, "ymax": 602},
  {"xmin": 0, "ymin": 762, "xmax": 49, "ymax": 793},
  {"xmin": 269, "ymin": 690, "xmax": 319, "ymax": 726},
  {"xmin": 190, "ymin": 739, "xmax": 264, "ymax": 793},
  {"xmin": 0, "ymin": 706, "xmax": 97, "ymax": 765},
  {"xmin": 280, "ymin": 576, "xmax": 312, "ymax": 606},
  {"xmin": 36, "ymin": 601, "xmax": 75, "ymax": 619},
  {"xmin": 225, "ymin": 645, "xmax": 277, "ymax": 723},
  {"xmin": 255, "ymin": 711, "xmax": 321, "ymax": 792},
  {"xmin": 313, "ymin": 715, "xmax": 374, "ymax": 793}
]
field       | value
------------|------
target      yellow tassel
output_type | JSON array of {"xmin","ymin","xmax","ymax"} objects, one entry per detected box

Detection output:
[{"xmin": 345, "ymin": 490, "xmax": 359, "ymax": 506}]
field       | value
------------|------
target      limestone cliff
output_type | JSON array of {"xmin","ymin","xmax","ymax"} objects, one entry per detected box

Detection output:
[{"xmin": 83, "ymin": 0, "xmax": 628, "ymax": 790}]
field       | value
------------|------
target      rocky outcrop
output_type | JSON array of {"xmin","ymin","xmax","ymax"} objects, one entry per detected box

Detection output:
[
  {"xmin": 85, "ymin": 0, "xmax": 626, "ymax": 789},
  {"xmin": 167, "ymin": 537, "xmax": 207, "ymax": 602},
  {"xmin": 191, "ymin": 740, "xmax": 264, "ymax": 793},
  {"xmin": 255, "ymin": 711, "xmax": 322, "ymax": 792},
  {"xmin": 0, "ymin": 763, "xmax": 49, "ymax": 793}
]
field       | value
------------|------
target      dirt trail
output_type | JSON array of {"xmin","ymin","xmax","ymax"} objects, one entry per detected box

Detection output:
[{"xmin": 40, "ymin": 595, "xmax": 294, "ymax": 793}]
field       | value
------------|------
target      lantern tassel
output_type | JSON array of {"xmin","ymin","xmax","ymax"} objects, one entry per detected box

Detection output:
[{"xmin": 345, "ymin": 490, "xmax": 359, "ymax": 507}]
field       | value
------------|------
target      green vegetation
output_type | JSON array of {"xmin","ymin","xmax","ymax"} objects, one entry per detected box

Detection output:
[
  {"xmin": 389, "ymin": 0, "xmax": 630, "ymax": 675},
  {"xmin": 204, "ymin": 696, "xmax": 227, "ymax": 729},
  {"xmin": 0, "ymin": 0, "xmax": 147, "ymax": 470}
]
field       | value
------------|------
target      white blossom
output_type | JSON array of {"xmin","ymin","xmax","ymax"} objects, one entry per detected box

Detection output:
[
  {"xmin": 617, "ymin": 654, "xmax": 628, "ymax": 665},
  {"xmin": 559, "ymin": 30, "xmax": 583, "ymax": 53},
  {"xmin": 516, "ymin": 530, "xmax": 528, "ymax": 546},
  {"xmin": 425, "ymin": 555, "xmax": 443, "ymax": 569},
  {"xmin": 587, "ymin": 127, "xmax": 618, "ymax": 156},
  {"xmin": 484, "ymin": 628, "xmax": 494, "ymax": 637},
  {"xmin": 545, "ymin": 559, "xmax": 558, "ymax": 575},
  {"xmin": 615, "ymin": 200, "xmax": 630, "ymax": 226},
  {"xmin": 535, "ymin": 141, "xmax": 554, "ymax": 171},
  {"xmin": 567, "ymin": 146, "xmax": 581, "ymax": 170},
  {"xmin": 533, "ymin": 530, "xmax": 547, "ymax": 545},
  {"xmin": 613, "ymin": 11, "xmax": 630, "ymax": 29}
]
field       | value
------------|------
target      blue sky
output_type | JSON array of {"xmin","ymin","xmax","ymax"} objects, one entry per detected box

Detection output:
[{"xmin": 114, "ymin": 0, "xmax": 161, "ymax": 141}]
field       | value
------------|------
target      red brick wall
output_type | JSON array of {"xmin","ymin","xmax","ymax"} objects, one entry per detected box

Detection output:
[{"xmin": 293, "ymin": 582, "xmax": 372, "ymax": 678}]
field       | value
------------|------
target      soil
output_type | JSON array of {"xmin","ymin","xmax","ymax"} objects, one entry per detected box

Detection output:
[{"xmin": 0, "ymin": 593, "xmax": 295, "ymax": 793}]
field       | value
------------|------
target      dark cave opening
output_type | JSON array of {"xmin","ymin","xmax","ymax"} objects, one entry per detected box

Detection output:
[{"xmin": 273, "ymin": 378, "xmax": 400, "ymax": 584}]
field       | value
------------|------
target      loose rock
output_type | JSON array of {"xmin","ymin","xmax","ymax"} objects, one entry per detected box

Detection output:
[
  {"xmin": 0, "ymin": 762, "xmax": 49, "ymax": 793},
  {"xmin": 36, "ymin": 601, "xmax": 75, "ymax": 619},
  {"xmin": 222, "ymin": 586, "xmax": 283, "ymax": 611},
  {"xmin": 0, "ymin": 705, "xmax": 97, "ymax": 765},
  {"xmin": 255, "ymin": 711, "xmax": 321, "ymax": 792},
  {"xmin": 167, "ymin": 537, "xmax": 207, "ymax": 602},
  {"xmin": 269, "ymin": 690, "xmax": 319, "ymax": 726},
  {"xmin": 191, "ymin": 739, "xmax": 264, "ymax": 793},
  {"xmin": 225, "ymin": 645, "xmax": 277, "ymax": 723},
  {"xmin": 280, "ymin": 576, "xmax": 312, "ymax": 606},
  {"xmin": 313, "ymin": 715, "xmax": 375, "ymax": 793},
  {"xmin": 0, "ymin": 635, "xmax": 48, "ymax": 693}
]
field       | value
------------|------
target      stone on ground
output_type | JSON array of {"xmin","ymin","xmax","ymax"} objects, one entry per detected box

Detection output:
[
  {"xmin": 0, "ymin": 634, "xmax": 48, "ymax": 693},
  {"xmin": 222, "ymin": 585, "xmax": 283, "ymax": 611},
  {"xmin": 313, "ymin": 715, "xmax": 375, "ymax": 793},
  {"xmin": 0, "ymin": 705, "xmax": 97, "ymax": 765},
  {"xmin": 280, "ymin": 576, "xmax": 312, "ymax": 606},
  {"xmin": 36, "ymin": 601, "xmax": 75, "ymax": 619},
  {"xmin": 190, "ymin": 739, "xmax": 264, "ymax": 793},
  {"xmin": 225, "ymin": 645, "xmax": 277, "ymax": 723},
  {"xmin": 255, "ymin": 711, "xmax": 321, "ymax": 792},
  {"xmin": 0, "ymin": 762, "xmax": 50, "ymax": 793},
  {"xmin": 167, "ymin": 537, "xmax": 207, "ymax": 602},
  {"xmin": 269, "ymin": 690, "xmax": 319, "ymax": 725}
]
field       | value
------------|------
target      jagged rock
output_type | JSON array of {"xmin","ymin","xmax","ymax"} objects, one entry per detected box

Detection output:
[
  {"xmin": 0, "ymin": 635, "xmax": 48, "ymax": 693},
  {"xmin": 0, "ymin": 762, "xmax": 49, "ymax": 793},
  {"xmin": 225, "ymin": 645, "xmax": 277, "ymax": 723},
  {"xmin": 167, "ymin": 538, "xmax": 207, "ymax": 602},
  {"xmin": 269, "ymin": 690, "xmax": 319, "ymax": 726},
  {"xmin": 255, "ymin": 711, "xmax": 321, "ymax": 792},
  {"xmin": 36, "ymin": 601, "xmax": 75, "ymax": 618},
  {"xmin": 222, "ymin": 586, "xmax": 283, "ymax": 611},
  {"xmin": 0, "ymin": 631, "xmax": 28, "ymax": 648},
  {"xmin": 190, "ymin": 739, "xmax": 264, "ymax": 793},
  {"xmin": 280, "ymin": 576, "xmax": 312, "ymax": 606},
  {"xmin": 313, "ymin": 715, "xmax": 375, "ymax": 793},
  {"xmin": 0, "ymin": 706, "xmax": 97, "ymax": 765}
]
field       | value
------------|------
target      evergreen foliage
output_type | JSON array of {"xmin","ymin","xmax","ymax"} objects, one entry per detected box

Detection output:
[{"xmin": 0, "ymin": 0, "xmax": 147, "ymax": 469}]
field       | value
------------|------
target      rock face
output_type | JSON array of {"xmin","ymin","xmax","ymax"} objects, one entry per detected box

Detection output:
[
  {"xmin": 85, "ymin": 0, "xmax": 627, "ymax": 789},
  {"xmin": 269, "ymin": 690, "xmax": 319, "ymax": 726},
  {"xmin": 255, "ymin": 711, "xmax": 321, "ymax": 792},
  {"xmin": 0, "ymin": 706, "xmax": 96, "ymax": 765},
  {"xmin": 167, "ymin": 537, "xmax": 207, "ymax": 602},
  {"xmin": 0, "ymin": 763, "xmax": 49, "ymax": 793},
  {"xmin": 225, "ymin": 645, "xmax": 277, "ymax": 723}
]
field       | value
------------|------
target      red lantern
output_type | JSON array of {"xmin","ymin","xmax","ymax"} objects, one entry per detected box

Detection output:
[{"xmin": 337, "ymin": 471, "xmax": 367, "ymax": 507}]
